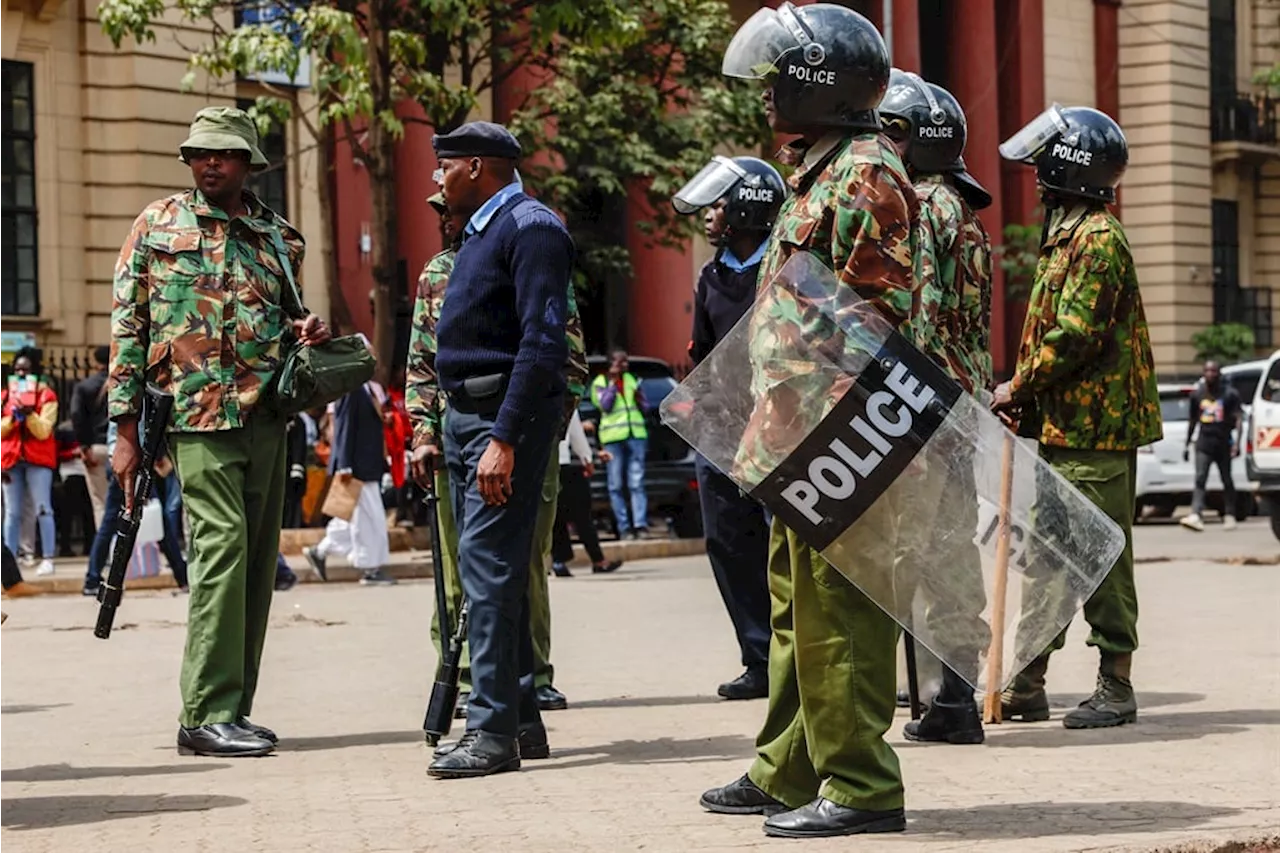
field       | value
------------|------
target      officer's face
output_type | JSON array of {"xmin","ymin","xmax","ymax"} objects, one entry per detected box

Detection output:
[
  {"xmin": 762, "ymin": 87, "xmax": 801, "ymax": 134},
  {"xmin": 704, "ymin": 201, "xmax": 727, "ymax": 246},
  {"xmin": 438, "ymin": 157, "xmax": 481, "ymax": 214},
  {"xmin": 187, "ymin": 149, "xmax": 251, "ymax": 201}
]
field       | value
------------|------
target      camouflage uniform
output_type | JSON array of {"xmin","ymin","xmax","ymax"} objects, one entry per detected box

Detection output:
[
  {"xmin": 894, "ymin": 175, "xmax": 994, "ymax": 684},
  {"xmin": 407, "ymin": 247, "xmax": 588, "ymax": 693},
  {"xmin": 743, "ymin": 131, "xmax": 918, "ymax": 813},
  {"xmin": 1006, "ymin": 203, "xmax": 1162, "ymax": 696},
  {"xmin": 109, "ymin": 186, "xmax": 305, "ymax": 729}
]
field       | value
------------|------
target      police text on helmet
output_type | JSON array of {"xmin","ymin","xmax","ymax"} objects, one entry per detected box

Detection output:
[
  {"xmin": 789, "ymin": 66, "xmax": 836, "ymax": 85},
  {"xmin": 738, "ymin": 186, "xmax": 775, "ymax": 204},
  {"xmin": 779, "ymin": 362, "xmax": 937, "ymax": 526},
  {"xmin": 918, "ymin": 125, "xmax": 954, "ymax": 139},
  {"xmin": 1051, "ymin": 142, "xmax": 1092, "ymax": 166}
]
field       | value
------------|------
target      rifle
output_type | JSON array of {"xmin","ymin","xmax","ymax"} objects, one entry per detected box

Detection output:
[
  {"xmin": 421, "ymin": 460, "xmax": 469, "ymax": 745},
  {"xmin": 94, "ymin": 385, "xmax": 175, "ymax": 640}
]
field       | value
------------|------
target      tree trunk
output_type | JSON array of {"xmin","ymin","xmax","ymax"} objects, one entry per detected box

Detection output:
[
  {"xmin": 315, "ymin": 123, "xmax": 354, "ymax": 335},
  {"xmin": 366, "ymin": 0, "xmax": 396, "ymax": 387}
]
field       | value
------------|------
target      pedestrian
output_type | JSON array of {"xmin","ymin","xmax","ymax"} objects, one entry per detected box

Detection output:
[
  {"xmin": 70, "ymin": 346, "xmax": 112, "ymax": 527},
  {"xmin": 673, "ymin": 154, "xmax": 785, "ymax": 701},
  {"xmin": 109, "ymin": 105, "xmax": 331, "ymax": 757},
  {"xmin": 304, "ymin": 382, "xmax": 394, "ymax": 586},
  {"xmin": 699, "ymin": 3, "xmax": 919, "ymax": 838},
  {"xmin": 282, "ymin": 414, "xmax": 309, "ymax": 530},
  {"xmin": 550, "ymin": 408, "xmax": 621, "ymax": 577},
  {"xmin": 993, "ymin": 104, "xmax": 1162, "ymax": 728},
  {"xmin": 878, "ymin": 69, "xmax": 993, "ymax": 745},
  {"xmin": 2, "ymin": 350, "xmax": 60, "ymax": 577},
  {"xmin": 590, "ymin": 350, "xmax": 650, "ymax": 539},
  {"xmin": 416, "ymin": 120, "xmax": 573, "ymax": 778},
  {"xmin": 1180, "ymin": 360, "xmax": 1243, "ymax": 531}
]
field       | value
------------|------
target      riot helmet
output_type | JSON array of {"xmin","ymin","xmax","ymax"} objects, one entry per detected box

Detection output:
[
  {"xmin": 673, "ymin": 155, "xmax": 786, "ymax": 235},
  {"xmin": 722, "ymin": 2, "xmax": 890, "ymax": 131},
  {"xmin": 999, "ymin": 104, "xmax": 1128, "ymax": 203}
]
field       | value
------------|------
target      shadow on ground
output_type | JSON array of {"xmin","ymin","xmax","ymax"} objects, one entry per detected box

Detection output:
[
  {"xmin": 2, "ymin": 763, "xmax": 230, "ymax": 783},
  {"xmin": 283, "ymin": 730, "xmax": 424, "ymax": 752},
  {"xmin": 975, "ymin": 708, "xmax": 1280, "ymax": 749},
  {"xmin": 569, "ymin": 694, "xmax": 728, "ymax": 710},
  {"xmin": 531, "ymin": 733, "xmax": 754, "ymax": 771},
  {"xmin": 1, "ymin": 704, "xmax": 70, "ymax": 716},
  {"xmin": 1, "ymin": 794, "xmax": 248, "ymax": 830},
  {"xmin": 908, "ymin": 801, "xmax": 1241, "ymax": 839}
]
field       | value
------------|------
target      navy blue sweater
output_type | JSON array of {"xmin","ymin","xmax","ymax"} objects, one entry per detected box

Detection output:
[
  {"xmin": 689, "ymin": 254, "xmax": 761, "ymax": 365},
  {"xmin": 435, "ymin": 192, "xmax": 574, "ymax": 444}
]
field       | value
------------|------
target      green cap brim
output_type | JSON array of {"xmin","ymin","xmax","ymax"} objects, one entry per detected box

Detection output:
[
  {"xmin": 179, "ymin": 130, "xmax": 269, "ymax": 171},
  {"xmin": 427, "ymin": 192, "xmax": 447, "ymax": 212}
]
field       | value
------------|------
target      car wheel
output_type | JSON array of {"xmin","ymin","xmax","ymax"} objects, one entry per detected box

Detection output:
[{"xmin": 1233, "ymin": 493, "xmax": 1254, "ymax": 521}]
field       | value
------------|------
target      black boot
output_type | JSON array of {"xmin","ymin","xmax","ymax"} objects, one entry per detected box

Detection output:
[
  {"xmin": 1000, "ymin": 653, "xmax": 1051, "ymax": 722},
  {"xmin": 1062, "ymin": 652, "xmax": 1137, "ymax": 729},
  {"xmin": 699, "ymin": 774, "xmax": 787, "ymax": 816},
  {"xmin": 427, "ymin": 730, "xmax": 520, "ymax": 778},
  {"xmin": 763, "ymin": 798, "xmax": 906, "ymax": 838},
  {"xmin": 903, "ymin": 667, "xmax": 984, "ymax": 744},
  {"xmin": 717, "ymin": 667, "xmax": 768, "ymax": 700},
  {"xmin": 177, "ymin": 723, "xmax": 274, "ymax": 757}
]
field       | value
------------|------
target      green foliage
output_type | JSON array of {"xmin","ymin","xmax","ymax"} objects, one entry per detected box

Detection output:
[
  {"xmin": 994, "ymin": 211, "xmax": 1043, "ymax": 302},
  {"xmin": 509, "ymin": 0, "xmax": 770, "ymax": 294},
  {"xmin": 1192, "ymin": 323, "xmax": 1257, "ymax": 365}
]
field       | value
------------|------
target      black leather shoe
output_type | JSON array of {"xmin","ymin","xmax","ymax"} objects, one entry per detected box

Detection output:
[
  {"xmin": 236, "ymin": 716, "xmax": 278, "ymax": 744},
  {"xmin": 591, "ymin": 560, "xmax": 622, "ymax": 574},
  {"xmin": 699, "ymin": 774, "xmax": 787, "ymax": 816},
  {"xmin": 718, "ymin": 668, "xmax": 768, "ymax": 700},
  {"xmin": 303, "ymin": 545, "xmax": 327, "ymax": 582},
  {"xmin": 432, "ymin": 727, "xmax": 549, "ymax": 760},
  {"xmin": 427, "ymin": 730, "xmax": 520, "ymax": 778},
  {"xmin": 177, "ymin": 723, "xmax": 275, "ymax": 757},
  {"xmin": 453, "ymin": 691, "xmax": 469, "ymax": 720},
  {"xmin": 536, "ymin": 685, "xmax": 568, "ymax": 711},
  {"xmin": 763, "ymin": 797, "xmax": 906, "ymax": 838}
]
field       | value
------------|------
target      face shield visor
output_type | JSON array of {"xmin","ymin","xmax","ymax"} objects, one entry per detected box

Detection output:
[
  {"xmin": 721, "ymin": 3, "xmax": 814, "ymax": 80},
  {"xmin": 999, "ymin": 104, "xmax": 1069, "ymax": 163},
  {"xmin": 673, "ymin": 156, "xmax": 750, "ymax": 215}
]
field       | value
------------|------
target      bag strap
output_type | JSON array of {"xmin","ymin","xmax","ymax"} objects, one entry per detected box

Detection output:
[{"xmin": 270, "ymin": 227, "xmax": 308, "ymax": 319}]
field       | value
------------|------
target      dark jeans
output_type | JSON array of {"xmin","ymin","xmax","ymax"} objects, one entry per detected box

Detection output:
[
  {"xmin": 552, "ymin": 464, "xmax": 606, "ymax": 565},
  {"xmin": 444, "ymin": 391, "xmax": 562, "ymax": 738},
  {"xmin": 1192, "ymin": 444, "xmax": 1235, "ymax": 516},
  {"xmin": 695, "ymin": 455, "xmax": 771, "ymax": 671},
  {"xmin": 85, "ymin": 469, "xmax": 189, "ymax": 588},
  {"xmin": 2, "ymin": 544, "xmax": 22, "ymax": 589}
]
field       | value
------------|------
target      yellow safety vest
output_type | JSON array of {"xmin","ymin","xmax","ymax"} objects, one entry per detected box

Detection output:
[{"xmin": 591, "ymin": 373, "xmax": 647, "ymax": 444}]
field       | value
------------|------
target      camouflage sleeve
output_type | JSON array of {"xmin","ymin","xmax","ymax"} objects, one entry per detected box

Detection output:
[
  {"xmin": 107, "ymin": 208, "xmax": 156, "ymax": 421},
  {"xmin": 405, "ymin": 252, "xmax": 452, "ymax": 450},
  {"xmin": 964, "ymin": 225, "xmax": 994, "ymax": 391},
  {"xmin": 1011, "ymin": 249, "xmax": 1118, "ymax": 398},
  {"xmin": 909, "ymin": 194, "xmax": 944, "ymax": 356},
  {"xmin": 833, "ymin": 161, "xmax": 918, "ymax": 332},
  {"xmin": 561, "ymin": 282, "xmax": 588, "ymax": 436}
]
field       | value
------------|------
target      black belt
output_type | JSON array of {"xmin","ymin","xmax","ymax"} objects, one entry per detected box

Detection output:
[{"xmin": 446, "ymin": 373, "xmax": 509, "ymax": 416}]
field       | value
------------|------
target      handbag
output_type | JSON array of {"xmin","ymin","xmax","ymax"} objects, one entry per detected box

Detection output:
[
  {"xmin": 268, "ymin": 229, "xmax": 376, "ymax": 416},
  {"xmin": 321, "ymin": 473, "xmax": 363, "ymax": 521}
]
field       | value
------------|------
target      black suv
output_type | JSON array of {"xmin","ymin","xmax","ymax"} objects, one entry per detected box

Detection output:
[{"xmin": 578, "ymin": 355, "xmax": 703, "ymax": 538}]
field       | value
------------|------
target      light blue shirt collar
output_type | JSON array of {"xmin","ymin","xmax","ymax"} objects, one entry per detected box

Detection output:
[
  {"xmin": 719, "ymin": 239, "xmax": 768, "ymax": 273},
  {"xmin": 465, "ymin": 174, "xmax": 524, "ymax": 236}
]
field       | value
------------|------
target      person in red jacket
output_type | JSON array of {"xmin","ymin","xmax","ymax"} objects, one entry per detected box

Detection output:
[{"xmin": 2, "ymin": 351, "xmax": 60, "ymax": 577}]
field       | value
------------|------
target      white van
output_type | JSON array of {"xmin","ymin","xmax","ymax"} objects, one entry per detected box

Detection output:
[{"xmin": 1244, "ymin": 350, "xmax": 1280, "ymax": 538}]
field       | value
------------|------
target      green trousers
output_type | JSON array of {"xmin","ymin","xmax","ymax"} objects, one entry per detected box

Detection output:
[
  {"xmin": 1037, "ymin": 446, "xmax": 1139, "ymax": 659},
  {"xmin": 747, "ymin": 513, "xmax": 904, "ymax": 812},
  {"xmin": 170, "ymin": 410, "xmax": 287, "ymax": 728},
  {"xmin": 430, "ymin": 451, "xmax": 560, "ymax": 692}
]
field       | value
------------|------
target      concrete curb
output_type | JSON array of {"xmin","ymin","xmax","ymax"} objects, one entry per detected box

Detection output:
[{"xmin": 11, "ymin": 537, "xmax": 708, "ymax": 596}]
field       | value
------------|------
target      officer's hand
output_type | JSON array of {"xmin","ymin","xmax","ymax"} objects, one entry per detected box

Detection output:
[
  {"xmin": 1231, "ymin": 444, "xmax": 1241, "ymax": 459},
  {"xmin": 477, "ymin": 439, "xmax": 515, "ymax": 506},
  {"xmin": 112, "ymin": 420, "xmax": 142, "ymax": 513},
  {"xmin": 990, "ymin": 381, "xmax": 1016, "ymax": 413},
  {"xmin": 582, "ymin": 459, "xmax": 595, "ymax": 478},
  {"xmin": 411, "ymin": 444, "xmax": 439, "ymax": 487},
  {"xmin": 295, "ymin": 314, "xmax": 332, "ymax": 346}
]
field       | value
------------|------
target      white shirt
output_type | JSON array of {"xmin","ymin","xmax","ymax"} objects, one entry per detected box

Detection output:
[{"xmin": 559, "ymin": 409, "xmax": 593, "ymax": 466}]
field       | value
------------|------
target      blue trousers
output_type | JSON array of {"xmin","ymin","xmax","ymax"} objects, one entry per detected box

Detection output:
[
  {"xmin": 444, "ymin": 392, "xmax": 562, "ymax": 738},
  {"xmin": 604, "ymin": 437, "xmax": 648, "ymax": 533},
  {"xmin": 3, "ymin": 462, "xmax": 56, "ymax": 558},
  {"xmin": 695, "ymin": 455, "xmax": 771, "ymax": 671}
]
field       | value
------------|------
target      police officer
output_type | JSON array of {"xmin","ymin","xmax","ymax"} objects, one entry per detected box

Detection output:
[
  {"xmin": 698, "ymin": 4, "xmax": 918, "ymax": 838},
  {"xmin": 673, "ymin": 155, "xmax": 784, "ymax": 700},
  {"xmin": 878, "ymin": 69, "xmax": 993, "ymax": 745},
  {"xmin": 992, "ymin": 106, "xmax": 1162, "ymax": 729},
  {"xmin": 424, "ymin": 121, "xmax": 573, "ymax": 777}
]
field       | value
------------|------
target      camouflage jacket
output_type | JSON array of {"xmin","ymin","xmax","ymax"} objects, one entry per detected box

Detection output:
[
  {"xmin": 108, "ymin": 189, "xmax": 306, "ymax": 432},
  {"xmin": 405, "ymin": 247, "xmax": 587, "ymax": 450},
  {"xmin": 913, "ymin": 175, "xmax": 993, "ymax": 393},
  {"xmin": 735, "ymin": 131, "xmax": 920, "ymax": 485},
  {"xmin": 1010, "ymin": 204, "xmax": 1162, "ymax": 450}
]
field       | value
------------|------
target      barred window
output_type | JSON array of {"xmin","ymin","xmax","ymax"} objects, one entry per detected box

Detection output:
[
  {"xmin": 2, "ymin": 60, "xmax": 38, "ymax": 316},
  {"xmin": 239, "ymin": 98, "xmax": 289, "ymax": 219}
]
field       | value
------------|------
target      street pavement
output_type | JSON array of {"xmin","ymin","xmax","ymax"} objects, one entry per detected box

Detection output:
[{"xmin": 2, "ymin": 521, "xmax": 1278, "ymax": 853}]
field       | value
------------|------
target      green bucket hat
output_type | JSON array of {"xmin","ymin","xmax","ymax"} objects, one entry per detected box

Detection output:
[
  {"xmin": 426, "ymin": 191, "xmax": 447, "ymax": 213},
  {"xmin": 178, "ymin": 106, "xmax": 269, "ymax": 171}
]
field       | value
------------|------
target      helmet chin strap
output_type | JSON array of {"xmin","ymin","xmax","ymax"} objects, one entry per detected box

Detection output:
[{"xmin": 904, "ymin": 70, "xmax": 946, "ymax": 125}]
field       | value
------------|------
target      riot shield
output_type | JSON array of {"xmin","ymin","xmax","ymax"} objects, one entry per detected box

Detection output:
[{"xmin": 660, "ymin": 252, "xmax": 1125, "ymax": 693}]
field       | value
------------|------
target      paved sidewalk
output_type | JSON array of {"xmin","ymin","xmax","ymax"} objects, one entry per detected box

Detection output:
[{"xmin": 3, "ymin": 553, "xmax": 1279, "ymax": 852}]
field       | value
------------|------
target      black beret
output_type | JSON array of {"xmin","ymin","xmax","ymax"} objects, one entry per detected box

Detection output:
[{"xmin": 432, "ymin": 121, "xmax": 522, "ymax": 160}]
